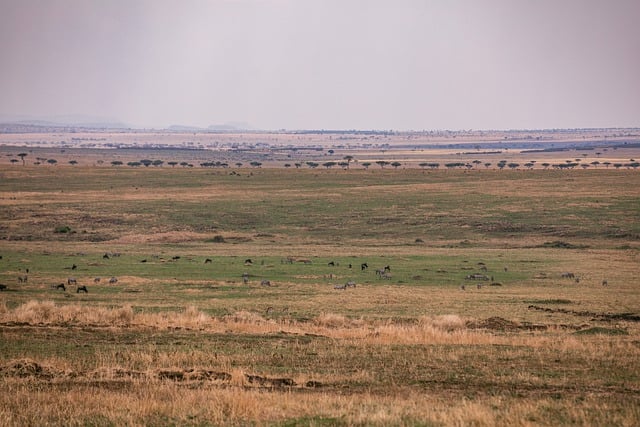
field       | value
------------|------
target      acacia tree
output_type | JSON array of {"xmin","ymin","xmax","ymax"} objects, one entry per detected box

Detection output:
[
  {"xmin": 47, "ymin": 158, "xmax": 57, "ymax": 165},
  {"xmin": 17, "ymin": 153, "xmax": 27, "ymax": 165},
  {"xmin": 391, "ymin": 161, "xmax": 402, "ymax": 169},
  {"xmin": 376, "ymin": 160, "xmax": 390, "ymax": 169},
  {"xmin": 361, "ymin": 162, "xmax": 371, "ymax": 169},
  {"xmin": 343, "ymin": 155, "xmax": 354, "ymax": 168}
]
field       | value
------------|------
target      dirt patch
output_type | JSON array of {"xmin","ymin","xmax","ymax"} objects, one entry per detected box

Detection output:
[
  {"xmin": 466, "ymin": 317, "xmax": 547, "ymax": 332},
  {"xmin": 111, "ymin": 231, "xmax": 210, "ymax": 244},
  {"xmin": 0, "ymin": 358, "xmax": 67, "ymax": 379},
  {"xmin": 528, "ymin": 305, "xmax": 640, "ymax": 322}
]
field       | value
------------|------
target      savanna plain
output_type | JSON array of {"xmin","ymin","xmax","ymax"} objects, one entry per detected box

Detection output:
[{"xmin": 1, "ymin": 145, "xmax": 639, "ymax": 426}]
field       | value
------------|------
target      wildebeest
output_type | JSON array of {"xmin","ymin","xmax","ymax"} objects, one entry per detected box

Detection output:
[
  {"xmin": 94, "ymin": 277, "xmax": 101, "ymax": 283},
  {"xmin": 103, "ymin": 253, "xmax": 110, "ymax": 259},
  {"xmin": 71, "ymin": 264, "xmax": 77, "ymax": 270},
  {"xmin": 361, "ymin": 263, "xmax": 368, "ymax": 271},
  {"xmin": 56, "ymin": 283, "xmax": 66, "ymax": 291},
  {"xmin": 17, "ymin": 275, "xmax": 27, "ymax": 283},
  {"xmin": 334, "ymin": 284, "xmax": 346, "ymax": 290},
  {"xmin": 602, "ymin": 280, "xmax": 608, "ymax": 286},
  {"xmin": 460, "ymin": 284, "xmax": 466, "ymax": 291},
  {"xmin": 67, "ymin": 277, "xmax": 77, "ymax": 285},
  {"xmin": 561, "ymin": 272, "xmax": 575, "ymax": 279},
  {"xmin": 328, "ymin": 261, "xmax": 335, "ymax": 266},
  {"xmin": 0, "ymin": 284, "xmax": 7, "ymax": 291},
  {"xmin": 204, "ymin": 258, "xmax": 213, "ymax": 264},
  {"xmin": 345, "ymin": 281, "xmax": 356, "ymax": 288},
  {"xmin": 245, "ymin": 258, "xmax": 253, "ymax": 265},
  {"xmin": 260, "ymin": 280, "xmax": 271, "ymax": 287},
  {"xmin": 109, "ymin": 277, "xmax": 118, "ymax": 284},
  {"xmin": 77, "ymin": 285, "xmax": 88, "ymax": 293}
]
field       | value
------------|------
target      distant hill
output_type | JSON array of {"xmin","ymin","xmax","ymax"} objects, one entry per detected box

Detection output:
[
  {"xmin": 0, "ymin": 114, "xmax": 129, "ymax": 130},
  {"xmin": 207, "ymin": 122, "xmax": 254, "ymax": 131}
]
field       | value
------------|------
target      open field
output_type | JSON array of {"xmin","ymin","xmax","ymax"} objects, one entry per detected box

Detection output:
[{"xmin": 1, "ymin": 154, "xmax": 639, "ymax": 425}]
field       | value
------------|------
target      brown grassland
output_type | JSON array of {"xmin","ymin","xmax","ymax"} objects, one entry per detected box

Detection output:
[{"xmin": 0, "ymin": 138, "xmax": 639, "ymax": 426}]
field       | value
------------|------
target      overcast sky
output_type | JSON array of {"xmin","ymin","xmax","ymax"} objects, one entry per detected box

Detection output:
[{"xmin": 1, "ymin": 0, "xmax": 638, "ymax": 130}]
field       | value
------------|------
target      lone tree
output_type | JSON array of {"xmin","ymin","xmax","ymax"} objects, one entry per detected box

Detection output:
[
  {"xmin": 47, "ymin": 158, "xmax": 57, "ymax": 165},
  {"xmin": 17, "ymin": 153, "xmax": 27, "ymax": 165}
]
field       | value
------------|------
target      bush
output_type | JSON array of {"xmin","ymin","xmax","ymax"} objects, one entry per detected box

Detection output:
[{"xmin": 54, "ymin": 225, "xmax": 72, "ymax": 233}]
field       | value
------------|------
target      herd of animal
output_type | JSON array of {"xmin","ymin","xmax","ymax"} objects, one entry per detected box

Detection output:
[{"xmin": 0, "ymin": 253, "xmax": 609, "ymax": 294}]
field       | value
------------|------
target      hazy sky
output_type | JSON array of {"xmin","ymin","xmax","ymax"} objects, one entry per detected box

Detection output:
[{"xmin": 1, "ymin": 0, "xmax": 639, "ymax": 130}]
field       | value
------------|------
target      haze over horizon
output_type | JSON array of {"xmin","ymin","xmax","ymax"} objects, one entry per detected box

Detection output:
[{"xmin": 1, "ymin": 0, "xmax": 639, "ymax": 131}]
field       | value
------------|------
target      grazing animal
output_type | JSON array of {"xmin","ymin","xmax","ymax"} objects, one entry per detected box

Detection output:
[
  {"xmin": 602, "ymin": 280, "xmax": 608, "ymax": 286},
  {"xmin": 103, "ymin": 253, "xmax": 110, "ymax": 259},
  {"xmin": 140, "ymin": 259, "xmax": 147, "ymax": 263},
  {"xmin": 266, "ymin": 306, "xmax": 274, "ymax": 314},
  {"xmin": 109, "ymin": 277, "xmax": 118, "ymax": 284},
  {"xmin": 56, "ymin": 283, "xmax": 66, "ymax": 291},
  {"xmin": 245, "ymin": 258, "xmax": 253, "ymax": 265},
  {"xmin": 334, "ymin": 284, "xmax": 346, "ymax": 290},
  {"xmin": 94, "ymin": 277, "xmax": 101, "ymax": 283},
  {"xmin": 561, "ymin": 272, "xmax": 575, "ymax": 279},
  {"xmin": 71, "ymin": 264, "xmax": 77, "ymax": 270},
  {"xmin": 172, "ymin": 256, "xmax": 181, "ymax": 260},
  {"xmin": 0, "ymin": 284, "xmax": 7, "ymax": 291},
  {"xmin": 242, "ymin": 272, "xmax": 249, "ymax": 284},
  {"xmin": 204, "ymin": 258, "xmax": 213, "ymax": 264},
  {"xmin": 381, "ymin": 272, "xmax": 392, "ymax": 280},
  {"xmin": 345, "ymin": 281, "xmax": 356, "ymax": 288},
  {"xmin": 17, "ymin": 275, "xmax": 27, "ymax": 283},
  {"xmin": 67, "ymin": 277, "xmax": 77, "ymax": 285},
  {"xmin": 77, "ymin": 285, "xmax": 88, "ymax": 293},
  {"xmin": 460, "ymin": 284, "xmax": 466, "ymax": 291},
  {"xmin": 348, "ymin": 263, "xmax": 352, "ymax": 269},
  {"xmin": 260, "ymin": 280, "xmax": 271, "ymax": 287},
  {"xmin": 327, "ymin": 261, "xmax": 335, "ymax": 266},
  {"xmin": 361, "ymin": 263, "xmax": 368, "ymax": 271},
  {"xmin": 477, "ymin": 283, "xmax": 483, "ymax": 290}
]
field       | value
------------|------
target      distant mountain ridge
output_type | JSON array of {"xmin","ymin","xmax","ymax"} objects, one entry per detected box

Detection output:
[{"xmin": 0, "ymin": 114, "xmax": 129, "ymax": 129}]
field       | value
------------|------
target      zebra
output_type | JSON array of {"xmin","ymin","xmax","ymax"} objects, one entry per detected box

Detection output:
[
  {"xmin": 94, "ymin": 277, "xmax": 101, "ymax": 283},
  {"xmin": 334, "ymin": 284, "xmax": 346, "ymax": 290},
  {"xmin": 67, "ymin": 277, "xmax": 77, "ymax": 286},
  {"xmin": 242, "ymin": 272, "xmax": 249, "ymax": 284},
  {"xmin": 345, "ymin": 281, "xmax": 356, "ymax": 288},
  {"xmin": 260, "ymin": 280, "xmax": 271, "ymax": 287}
]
